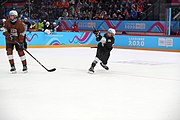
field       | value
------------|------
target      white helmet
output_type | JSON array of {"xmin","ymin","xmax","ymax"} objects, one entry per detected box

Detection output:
[
  {"xmin": 9, "ymin": 10, "xmax": 18, "ymax": 17},
  {"xmin": 108, "ymin": 28, "xmax": 116, "ymax": 35}
]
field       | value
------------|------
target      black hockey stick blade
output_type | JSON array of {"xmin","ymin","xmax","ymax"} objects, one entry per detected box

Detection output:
[
  {"xmin": 47, "ymin": 68, "xmax": 56, "ymax": 72},
  {"xmin": 14, "ymin": 40, "xmax": 56, "ymax": 73}
]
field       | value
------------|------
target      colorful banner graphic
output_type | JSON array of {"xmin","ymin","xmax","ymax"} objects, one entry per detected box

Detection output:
[
  {"xmin": 0, "ymin": 32, "xmax": 180, "ymax": 51},
  {"xmin": 27, "ymin": 20, "xmax": 179, "ymax": 33},
  {"xmin": 27, "ymin": 20, "xmax": 167, "ymax": 33},
  {"xmin": 57, "ymin": 20, "xmax": 166, "ymax": 33}
]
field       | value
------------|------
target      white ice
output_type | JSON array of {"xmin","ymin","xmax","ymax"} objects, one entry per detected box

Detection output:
[{"xmin": 0, "ymin": 48, "xmax": 180, "ymax": 120}]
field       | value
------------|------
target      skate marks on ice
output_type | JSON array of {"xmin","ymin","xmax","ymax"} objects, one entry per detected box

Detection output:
[
  {"xmin": 111, "ymin": 60, "xmax": 175, "ymax": 66},
  {"xmin": 0, "ymin": 48, "xmax": 179, "ymax": 81},
  {"xmin": 109, "ymin": 62, "xmax": 180, "ymax": 81},
  {"xmin": 55, "ymin": 64, "xmax": 180, "ymax": 82},
  {"xmin": 0, "ymin": 48, "xmax": 180, "ymax": 120},
  {"xmin": 106, "ymin": 69, "xmax": 180, "ymax": 82}
]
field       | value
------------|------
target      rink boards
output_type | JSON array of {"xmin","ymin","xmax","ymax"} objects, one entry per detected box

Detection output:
[
  {"xmin": 0, "ymin": 32, "xmax": 180, "ymax": 52},
  {"xmin": 27, "ymin": 20, "xmax": 179, "ymax": 33}
]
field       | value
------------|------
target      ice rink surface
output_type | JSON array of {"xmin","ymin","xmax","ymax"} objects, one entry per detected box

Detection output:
[{"xmin": 0, "ymin": 47, "xmax": 180, "ymax": 120}]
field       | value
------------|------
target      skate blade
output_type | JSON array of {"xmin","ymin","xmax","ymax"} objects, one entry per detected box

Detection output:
[
  {"xmin": 23, "ymin": 70, "xmax": 28, "ymax": 73},
  {"xmin": 10, "ymin": 71, "xmax": 17, "ymax": 74},
  {"xmin": 104, "ymin": 67, "xmax": 109, "ymax": 70},
  {"xmin": 88, "ymin": 70, "xmax": 94, "ymax": 74},
  {"xmin": 100, "ymin": 63, "xmax": 109, "ymax": 70},
  {"xmin": 101, "ymin": 66, "xmax": 109, "ymax": 70}
]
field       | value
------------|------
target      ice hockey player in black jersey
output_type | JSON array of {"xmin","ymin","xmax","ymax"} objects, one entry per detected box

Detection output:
[{"xmin": 88, "ymin": 28, "xmax": 116, "ymax": 74}]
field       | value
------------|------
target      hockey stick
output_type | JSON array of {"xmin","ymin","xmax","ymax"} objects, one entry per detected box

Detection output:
[
  {"xmin": 90, "ymin": 20, "xmax": 104, "ymax": 31},
  {"xmin": 90, "ymin": 20, "xmax": 99, "ymax": 49},
  {"xmin": 14, "ymin": 40, "xmax": 56, "ymax": 72},
  {"xmin": 90, "ymin": 20, "xmax": 96, "ymax": 31}
]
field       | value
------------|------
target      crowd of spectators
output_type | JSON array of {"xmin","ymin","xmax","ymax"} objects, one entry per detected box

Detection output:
[
  {"xmin": 0, "ymin": 16, "xmax": 79, "ymax": 34},
  {"xmin": 21, "ymin": 17, "xmax": 78, "ymax": 33},
  {"xmin": 1, "ymin": 0, "xmax": 179, "ymax": 35},
  {"xmin": 18, "ymin": 0, "xmax": 149, "ymax": 21}
]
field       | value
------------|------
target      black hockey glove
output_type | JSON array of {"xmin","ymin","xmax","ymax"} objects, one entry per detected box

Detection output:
[
  {"xmin": 93, "ymin": 30, "xmax": 100, "ymax": 36},
  {"xmin": 19, "ymin": 43, "xmax": 25, "ymax": 50}
]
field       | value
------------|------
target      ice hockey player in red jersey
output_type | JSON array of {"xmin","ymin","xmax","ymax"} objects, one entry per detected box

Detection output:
[
  {"xmin": 88, "ymin": 28, "xmax": 116, "ymax": 74},
  {"xmin": 3, "ymin": 10, "xmax": 27, "ymax": 73}
]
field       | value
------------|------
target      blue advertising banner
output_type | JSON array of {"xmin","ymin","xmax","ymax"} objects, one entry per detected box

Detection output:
[
  {"xmin": 0, "ymin": 32, "xmax": 180, "ymax": 51},
  {"xmin": 27, "ymin": 20, "xmax": 180, "ymax": 33},
  {"xmin": 56, "ymin": 20, "xmax": 166, "ymax": 33},
  {"xmin": 28, "ymin": 20, "xmax": 167, "ymax": 33},
  {"xmin": 171, "ymin": 21, "xmax": 180, "ymax": 33},
  {"xmin": 115, "ymin": 35, "xmax": 180, "ymax": 50}
]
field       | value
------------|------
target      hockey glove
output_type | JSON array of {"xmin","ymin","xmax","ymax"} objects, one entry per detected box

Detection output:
[
  {"xmin": 100, "ymin": 37, "xmax": 106, "ymax": 47},
  {"xmin": 93, "ymin": 30, "xmax": 100, "ymax": 37},
  {"xmin": 19, "ymin": 43, "xmax": 25, "ymax": 50}
]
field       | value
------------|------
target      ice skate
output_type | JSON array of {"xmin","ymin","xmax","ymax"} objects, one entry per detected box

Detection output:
[
  {"xmin": 22, "ymin": 65, "xmax": 28, "ymax": 73},
  {"xmin": 10, "ymin": 66, "xmax": 17, "ymax": 74},
  {"xmin": 88, "ymin": 67, "xmax": 94, "ymax": 74},
  {"xmin": 100, "ymin": 62, "xmax": 109, "ymax": 70}
]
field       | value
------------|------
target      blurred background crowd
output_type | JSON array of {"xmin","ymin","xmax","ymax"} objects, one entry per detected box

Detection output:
[
  {"xmin": 0, "ymin": 0, "xmax": 152, "ymax": 33},
  {"xmin": 0, "ymin": 0, "xmax": 151, "ymax": 21},
  {"xmin": 0, "ymin": 0, "xmax": 179, "ymax": 35}
]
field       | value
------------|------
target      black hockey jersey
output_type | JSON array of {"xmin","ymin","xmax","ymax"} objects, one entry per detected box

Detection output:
[{"xmin": 96, "ymin": 33, "xmax": 115, "ymax": 51}]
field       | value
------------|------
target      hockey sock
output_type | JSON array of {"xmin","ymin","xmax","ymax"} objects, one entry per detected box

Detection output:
[{"xmin": 18, "ymin": 51, "xmax": 27, "ymax": 66}]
